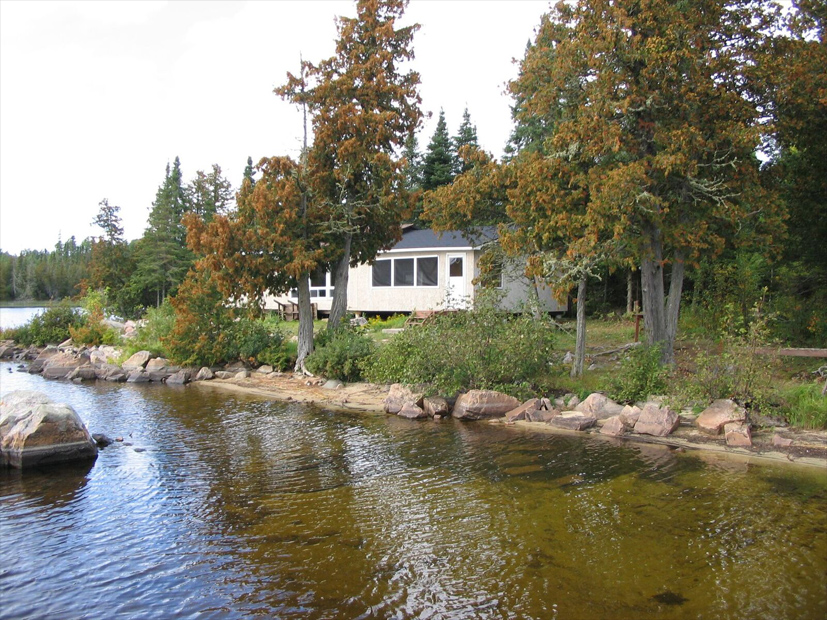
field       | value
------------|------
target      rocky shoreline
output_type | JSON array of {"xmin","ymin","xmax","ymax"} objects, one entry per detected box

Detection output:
[{"xmin": 3, "ymin": 340, "xmax": 826, "ymax": 470}]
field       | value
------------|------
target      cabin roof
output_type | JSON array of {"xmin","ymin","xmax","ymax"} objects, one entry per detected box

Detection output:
[{"xmin": 390, "ymin": 227, "xmax": 498, "ymax": 251}]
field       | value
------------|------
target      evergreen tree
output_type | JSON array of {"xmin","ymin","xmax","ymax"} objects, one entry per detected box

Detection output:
[
  {"xmin": 278, "ymin": 0, "xmax": 423, "ymax": 330},
  {"xmin": 421, "ymin": 109, "xmax": 454, "ymax": 191},
  {"xmin": 188, "ymin": 164, "xmax": 234, "ymax": 221},
  {"xmin": 402, "ymin": 132, "xmax": 422, "ymax": 193},
  {"xmin": 453, "ymin": 107, "xmax": 479, "ymax": 175},
  {"xmin": 243, "ymin": 156, "xmax": 256, "ymax": 188},
  {"xmin": 133, "ymin": 158, "xmax": 194, "ymax": 306}
]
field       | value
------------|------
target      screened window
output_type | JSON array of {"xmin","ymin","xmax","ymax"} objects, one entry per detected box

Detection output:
[
  {"xmin": 394, "ymin": 258, "xmax": 414, "ymax": 286},
  {"xmin": 372, "ymin": 256, "xmax": 438, "ymax": 288},
  {"xmin": 416, "ymin": 257, "xmax": 438, "ymax": 287},
  {"xmin": 372, "ymin": 260, "xmax": 392, "ymax": 287}
]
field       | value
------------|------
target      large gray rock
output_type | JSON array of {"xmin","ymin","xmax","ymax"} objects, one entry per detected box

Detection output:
[
  {"xmin": 41, "ymin": 351, "xmax": 91, "ymax": 380},
  {"xmin": 0, "ymin": 391, "xmax": 97, "ymax": 468},
  {"xmin": 384, "ymin": 384, "xmax": 424, "ymax": 415},
  {"xmin": 423, "ymin": 396, "xmax": 450, "ymax": 417},
  {"xmin": 599, "ymin": 415, "xmax": 627, "ymax": 436},
  {"xmin": 452, "ymin": 390, "xmax": 521, "ymax": 420},
  {"xmin": 89, "ymin": 346, "xmax": 119, "ymax": 367},
  {"xmin": 633, "ymin": 403, "xmax": 680, "ymax": 437},
  {"xmin": 398, "ymin": 402, "xmax": 428, "ymax": 419},
  {"xmin": 166, "ymin": 370, "xmax": 190, "ymax": 385},
  {"xmin": 575, "ymin": 393, "xmax": 624, "ymax": 420},
  {"xmin": 66, "ymin": 365, "xmax": 98, "ymax": 381},
  {"xmin": 122, "ymin": 351, "xmax": 152, "ymax": 371},
  {"xmin": 619, "ymin": 405, "xmax": 642, "ymax": 427},
  {"xmin": 696, "ymin": 399, "xmax": 746, "ymax": 435},
  {"xmin": 550, "ymin": 411, "xmax": 597, "ymax": 431},
  {"xmin": 194, "ymin": 367, "xmax": 215, "ymax": 381},
  {"xmin": 26, "ymin": 346, "xmax": 59, "ymax": 373},
  {"xmin": 505, "ymin": 399, "xmax": 542, "ymax": 423},
  {"xmin": 725, "ymin": 422, "xmax": 752, "ymax": 447},
  {"xmin": 145, "ymin": 358, "xmax": 175, "ymax": 373},
  {"xmin": 126, "ymin": 369, "xmax": 151, "ymax": 383}
]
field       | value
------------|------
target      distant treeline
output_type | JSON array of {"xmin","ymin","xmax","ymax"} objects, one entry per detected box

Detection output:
[{"xmin": 0, "ymin": 237, "xmax": 90, "ymax": 302}]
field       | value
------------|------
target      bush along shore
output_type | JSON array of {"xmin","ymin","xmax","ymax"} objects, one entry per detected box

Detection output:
[{"xmin": 2, "ymin": 339, "xmax": 826, "ymax": 469}]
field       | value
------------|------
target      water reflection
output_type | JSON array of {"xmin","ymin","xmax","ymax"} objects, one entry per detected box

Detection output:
[{"xmin": 1, "ymin": 361, "xmax": 826, "ymax": 620}]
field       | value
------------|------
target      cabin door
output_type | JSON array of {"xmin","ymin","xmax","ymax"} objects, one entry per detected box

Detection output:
[{"xmin": 446, "ymin": 254, "xmax": 467, "ymax": 309}]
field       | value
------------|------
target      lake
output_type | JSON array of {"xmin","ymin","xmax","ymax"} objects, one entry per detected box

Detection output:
[
  {"xmin": 0, "ymin": 306, "xmax": 47, "ymax": 330},
  {"xmin": 1, "ymin": 364, "xmax": 825, "ymax": 619}
]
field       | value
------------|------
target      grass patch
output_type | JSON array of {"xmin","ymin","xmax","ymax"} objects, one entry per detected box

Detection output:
[{"xmin": 779, "ymin": 383, "xmax": 827, "ymax": 429}]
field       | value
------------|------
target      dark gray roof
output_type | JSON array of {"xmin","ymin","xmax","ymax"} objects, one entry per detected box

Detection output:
[{"xmin": 391, "ymin": 227, "xmax": 498, "ymax": 251}]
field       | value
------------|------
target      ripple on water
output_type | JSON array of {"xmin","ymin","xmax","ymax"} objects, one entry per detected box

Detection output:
[{"xmin": 1, "ymin": 362, "xmax": 826, "ymax": 620}]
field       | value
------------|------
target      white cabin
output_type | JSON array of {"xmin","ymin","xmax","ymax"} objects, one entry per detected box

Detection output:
[{"xmin": 264, "ymin": 228, "xmax": 569, "ymax": 316}]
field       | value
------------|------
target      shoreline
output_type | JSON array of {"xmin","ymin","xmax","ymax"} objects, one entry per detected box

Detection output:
[{"xmin": 194, "ymin": 373, "xmax": 827, "ymax": 471}]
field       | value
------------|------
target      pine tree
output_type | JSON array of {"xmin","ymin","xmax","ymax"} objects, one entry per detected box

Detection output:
[{"xmin": 421, "ymin": 109, "xmax": 454, "ymax": 191}]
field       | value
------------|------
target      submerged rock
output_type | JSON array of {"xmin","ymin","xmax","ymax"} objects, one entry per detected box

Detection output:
[
  {"xmin": 0, "ymin": 391, "xmax": 98, "ymax": 468},
  {"xmin": 549, "ymin": 411, "xmax": 597, "ymax": 431}
]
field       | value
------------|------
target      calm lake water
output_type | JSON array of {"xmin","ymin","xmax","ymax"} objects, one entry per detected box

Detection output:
[
  {"xmin": 0, "ymin": 306, "xmax": 47, "ymax": 330},
  {"xmin": 1, "ymin": 364, "xmax": 826, "ymax": 619}
]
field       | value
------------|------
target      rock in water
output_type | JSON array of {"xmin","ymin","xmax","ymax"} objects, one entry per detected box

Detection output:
[
  {"xmin": 0, "ymin": 390, "xmax": 98, "ymax": 468},
  {"xmin": 452, "ymin": 390, "xmax": 521, "ymax": 420}
]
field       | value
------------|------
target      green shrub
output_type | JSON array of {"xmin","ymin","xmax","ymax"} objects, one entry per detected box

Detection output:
[
  {"xmin": 69, "ymin": 290, "xmax": 121, "ymax": 347},
  {"xmin": 305, "ymin": 327, "xmax": 376, "ymax": 382},
  {"xmin": 364, "ymin": 301, "xmax": 556, "ymax": 398},
  {"xmin": 780, "ymin": 382, "xmax": 827, "ymax": 429},
  {"xmin": 256, "ymin": 339, "xmax": 297, "ymax": 372},
  {"xmin": 610, "ymin": 344, "xmax": 669, "ymax": 403},
  {"xmin": 6, "ymin": 304, "xmax": 84, "ymax": 346},
  {"xmin": 124, "ymin": 300, "xmax": 176, "ymax": 359}
]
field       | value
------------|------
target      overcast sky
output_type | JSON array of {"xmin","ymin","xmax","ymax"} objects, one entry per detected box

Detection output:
[{"xmin": 0, "ymin": 0, "xmax": 551, "ymax": 254}]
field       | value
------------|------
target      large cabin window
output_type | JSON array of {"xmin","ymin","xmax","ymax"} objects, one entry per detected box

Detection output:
[{"xmin": 372, "ymin": 256, "xmax": 438, "ymax": 288}]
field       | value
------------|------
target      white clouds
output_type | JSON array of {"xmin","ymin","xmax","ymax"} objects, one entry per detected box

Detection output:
[{"xmin": 0, "ymin": 0, "xmax": 548, "ymax": 254}]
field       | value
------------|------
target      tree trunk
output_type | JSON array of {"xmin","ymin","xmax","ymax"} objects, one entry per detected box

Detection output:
[
  {"xmin": 295, "ymin": 272, "xmax": 314, "ymax": 374},
  {"xmin": 626, "ymin": 268, "xmax": 634, "ymax": 315},
  {"xmin": 663, "ymin": 250, "xmax": 686, "ymax": 365},
  {"xmin": 640, "ymin": 226, "xmax": 667, "ymax": 352},
  {"xmin": 328, "ymin": 232, "xmax": 352, "ymax": 330},
  {"xmin": 571, "ymin": 274, "xmax": 587, "ymax": 378}
]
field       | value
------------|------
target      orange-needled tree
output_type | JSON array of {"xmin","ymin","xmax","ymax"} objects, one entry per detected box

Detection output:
[{"xmin": 277, "ymin": 0, "xmax": 423, "ymax": 330}]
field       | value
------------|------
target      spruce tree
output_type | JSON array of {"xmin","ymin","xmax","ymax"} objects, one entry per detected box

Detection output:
[
  {"xmin": 243, "ymin": 156, "xmax": 256, "ymax": 188},
  {"xmin": 421, "ymin": 109, "xmax": 454, "ymax": 191},
  {"xmin": 453, "ymin": 107, "xmax": 479, "ymax": 175}
]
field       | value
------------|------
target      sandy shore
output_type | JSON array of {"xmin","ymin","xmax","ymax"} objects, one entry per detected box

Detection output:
[{"xmin": 194, "ymin": 373, "xmax": 827, "ymax": 470}]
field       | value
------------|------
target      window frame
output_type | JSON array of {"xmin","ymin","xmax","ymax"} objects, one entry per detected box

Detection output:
[{"xmin": 371, "ymin": 255, "xmax": 440, "ymax": 288}]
